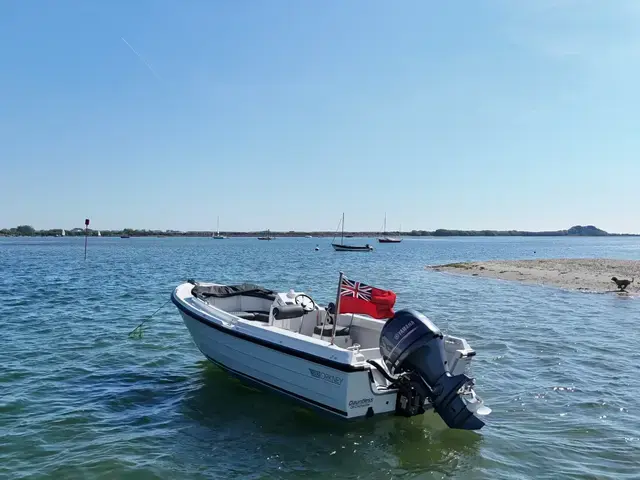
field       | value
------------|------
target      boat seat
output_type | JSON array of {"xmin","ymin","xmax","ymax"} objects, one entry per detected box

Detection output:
[
  {"xmin": 229, "ymin": 311, "xmax": 270, "ymax": 322},
  {"xmin": 313, "ymin": 324, "xmax": 350, "ymax": 337}
]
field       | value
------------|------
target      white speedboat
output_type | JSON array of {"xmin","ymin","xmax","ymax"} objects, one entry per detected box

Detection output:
[{"xmin": 172, "ymin": 279, "xmax": 490, "ymax": 430}]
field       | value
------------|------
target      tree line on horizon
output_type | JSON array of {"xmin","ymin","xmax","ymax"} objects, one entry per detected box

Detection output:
[{"xmin": 1, "ymin": 224, "xmax": 632, "ymax": 237}]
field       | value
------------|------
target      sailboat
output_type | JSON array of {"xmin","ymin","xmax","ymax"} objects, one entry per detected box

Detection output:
[
  {"xmin": 378, "ymin": 214, "xmax": 402, "ymax": 243},
  {"xmin": 61, "ymin": 229, "xmax": 66, "ymax": 237},
  {"xmin": 332, "ymin": 213, "xmax": 373, "ymax": 251},
  {"xmin": 257, "ymin": 229, "xmax": 274, "ymax": 240},
  {"xmin": 97, "ymin": 231, "xmax": 101, "ymax": 237},
  {"xmin": 212, "ymin": 217, "xmax": 226, "ymax": 239}
]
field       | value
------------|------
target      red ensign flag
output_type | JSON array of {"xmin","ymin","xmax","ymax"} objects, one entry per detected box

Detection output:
[{"xmin": 338, "ymin": 276, "xmax": 396, "ymax": 319}]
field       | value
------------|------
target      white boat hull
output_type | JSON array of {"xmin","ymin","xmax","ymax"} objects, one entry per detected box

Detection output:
[{"xmin": 175, "ymin": 298, "xmax": 396, "ymax": 419}]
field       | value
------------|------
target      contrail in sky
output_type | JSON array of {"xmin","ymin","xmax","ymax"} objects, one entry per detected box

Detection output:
[{"xmin": 121, "ymin": 37, "xmax": 162, "ymax": 81}]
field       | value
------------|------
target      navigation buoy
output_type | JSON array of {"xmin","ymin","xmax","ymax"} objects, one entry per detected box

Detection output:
[{"xmin": 84, "ymin": 218, "xmax": 90, "ymax": 260}]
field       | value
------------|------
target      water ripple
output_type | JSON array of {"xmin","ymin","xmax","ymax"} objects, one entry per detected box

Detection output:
[{"xmin": 1, "ymin": 236, "xmax": 639, "ymax": 479}]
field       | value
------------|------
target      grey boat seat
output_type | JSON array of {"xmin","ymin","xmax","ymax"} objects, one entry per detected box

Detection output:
[
  {"xmin": 229, "ymin": 311, "xmax": 271, "ymax": 322},
  {"xmin": 313, "ymin": 324, "xmax": 350, "ymax": 337}
]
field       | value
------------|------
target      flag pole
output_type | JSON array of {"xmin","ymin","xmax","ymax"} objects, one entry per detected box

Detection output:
[{"xmin": 330, "ymin": 271, "xmax": 344, "ymax": 345}]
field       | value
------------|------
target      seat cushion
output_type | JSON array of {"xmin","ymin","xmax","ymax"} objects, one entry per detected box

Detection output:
[
  {"xmin": 314, "ymin": 324, "xmax": 350, "ymax": 337},
  {"xmin": 230, "ymin": 311, "xmax": 270, "ymax": 322}
]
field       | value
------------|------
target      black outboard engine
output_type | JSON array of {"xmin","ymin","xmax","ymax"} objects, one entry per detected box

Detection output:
[{"xmin": 380, "ymin": 309, "xmax": 486, "ymax": 430}]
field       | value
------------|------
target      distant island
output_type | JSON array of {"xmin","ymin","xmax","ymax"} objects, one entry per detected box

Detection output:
[{"xmin": 1, "ymin": 224, "xmax": 637, "ymax": 238}]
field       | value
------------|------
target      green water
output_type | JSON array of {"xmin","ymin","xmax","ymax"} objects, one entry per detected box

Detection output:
[{"xmin": 1, "ymin": 236, "xmax": 639, "ymax": 479}]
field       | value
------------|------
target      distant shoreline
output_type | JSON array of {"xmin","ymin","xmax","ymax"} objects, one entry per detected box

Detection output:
[
  {"xmin": 2, "ymin": 232, "xmax": 640, "ymax": 238},
  {"xmin": 1, "ymin": 224, "xmax": 638, "ymax": 238}
]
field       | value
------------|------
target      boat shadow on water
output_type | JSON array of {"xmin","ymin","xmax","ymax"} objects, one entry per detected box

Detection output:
[{"xmin": 178, "ymin": 360, "xmax": 483, "ymax": 474}]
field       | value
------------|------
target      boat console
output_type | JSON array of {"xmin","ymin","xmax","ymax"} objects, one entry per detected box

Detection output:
[{"xmin": 269, "ymin": 290, "xmax": 354, "ymax": 348}]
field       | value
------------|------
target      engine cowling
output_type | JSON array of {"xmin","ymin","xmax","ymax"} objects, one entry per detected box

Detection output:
[{"xmin": 380, "ymin": 309, "xmax": 487, "ymax": 430}]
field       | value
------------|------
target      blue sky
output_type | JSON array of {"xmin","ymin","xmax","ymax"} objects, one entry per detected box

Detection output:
[{"xmin": 1, "ymin": 1, "xmax": 639, "ymax": 233}]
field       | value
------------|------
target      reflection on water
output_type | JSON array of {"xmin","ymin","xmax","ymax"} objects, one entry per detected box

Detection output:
[{"xmin": 180, "ymin": 361, "xmax": 483, "ymax": 479}]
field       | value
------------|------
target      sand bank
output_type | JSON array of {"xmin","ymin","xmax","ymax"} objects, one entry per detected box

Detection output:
[{"xmin": 426, "ymin": 258, "xmax": 640, "ymax": 293}]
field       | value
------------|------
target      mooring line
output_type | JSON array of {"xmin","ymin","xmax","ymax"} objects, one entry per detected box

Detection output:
[{"xmin": 128, "ymin": 298, "xmax": 172, "ymax": 339}]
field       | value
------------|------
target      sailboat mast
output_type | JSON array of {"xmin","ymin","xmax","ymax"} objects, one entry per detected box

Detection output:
[
  {"xmin": 341, "ymin": 213, "xmax": 345, "ymax": 245},
  {"xmin": 384, "ymin": 213, "xmax": 387, "ymax": 234},
  {"xmin": 216, "ymin": 216, "xmax": 219, "ymax": 235}
]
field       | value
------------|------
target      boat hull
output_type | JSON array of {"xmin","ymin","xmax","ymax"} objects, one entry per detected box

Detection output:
[
  {"xmin": 377, "ymin": 238, "xmax": 402, "ymax": 243},
  {"xmin": 173, "ymin": 297, "xmax": 396, "ymax": 419},
  {"xmin": 332, "ymin": 243, "xmax": 373, "ymax": 252}
]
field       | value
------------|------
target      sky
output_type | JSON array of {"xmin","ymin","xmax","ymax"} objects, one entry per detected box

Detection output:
[{"xmin": 1, "ymin": 0, "xmax": 640, "ymax": 233}]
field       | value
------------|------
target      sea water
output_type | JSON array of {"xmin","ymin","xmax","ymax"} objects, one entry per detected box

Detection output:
[{"xmin": 1, "ymin": 236, "xmax": 639, "ymax": 479}]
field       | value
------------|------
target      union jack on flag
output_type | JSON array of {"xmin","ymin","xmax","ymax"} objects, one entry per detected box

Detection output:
[{"xmin": 340, "ymin": 277, "xmax": 372, "ymax": 301}]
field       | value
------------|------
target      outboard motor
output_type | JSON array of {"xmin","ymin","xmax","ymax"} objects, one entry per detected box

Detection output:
[{"xmin": 380, "ymin": 309, "xmax": 487, "ymax": 430}]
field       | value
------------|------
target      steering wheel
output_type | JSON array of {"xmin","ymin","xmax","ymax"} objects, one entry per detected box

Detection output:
[{"xmin": 294, "ymin": 293, "xmax": 317, "ymax": 313}]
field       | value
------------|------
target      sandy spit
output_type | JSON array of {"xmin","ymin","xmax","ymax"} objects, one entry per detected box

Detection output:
[{"xmin": 426, "ymin": 258, "xmax": 640, "ymax": 294}]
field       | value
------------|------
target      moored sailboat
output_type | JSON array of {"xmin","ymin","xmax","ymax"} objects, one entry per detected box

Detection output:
[
  {"xmin": 212, "ymin": 216, "xmax": 226, "ymax": 239},
  {"xmin": 378, "ymin": 214, "xmax": 402, "ymax": 243},
  {"xmin": 258, "ymin": 229, "xmax": 275, "ymax": 240},
  {"xmin": 332, "ymin": 213, "xmax": 373, "ymax": 251}
]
